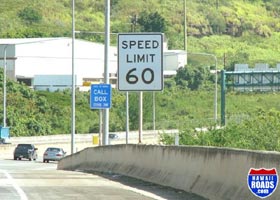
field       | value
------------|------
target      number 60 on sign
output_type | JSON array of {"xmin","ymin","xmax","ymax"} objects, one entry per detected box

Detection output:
[{"xmin": 118, "ymin": 33, "xmax": 163, "ymax": 91}]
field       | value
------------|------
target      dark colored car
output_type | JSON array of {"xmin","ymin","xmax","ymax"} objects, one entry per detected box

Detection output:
[
  {"xmin": 109, "ymin": 133, "xmax": 118, "ymax": 139},
  {"xmin": 43, "ymin": 147, "xmax": 66, "ymax": 163},
  {"xmin": 13, "ymin": 144, "xmax": 38, "ymax": 161}
]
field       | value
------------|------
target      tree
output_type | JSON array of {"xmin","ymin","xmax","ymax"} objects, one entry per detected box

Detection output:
[
  {"xmin": 18, "ymin": 7, "xmax": 42, "ymax": 25},
  {"xmin": 137, "ymin": 11, "xmax": 167, "ymax": 32},
  {"xmin": 174, "ymin": 66, "xmax": 211, "ymax": 90},
  {"xmin": 207, "ymin": 12, "xmax": 226, "ymax": 34}
]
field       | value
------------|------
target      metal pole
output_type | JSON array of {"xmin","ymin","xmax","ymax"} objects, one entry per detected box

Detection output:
[
  {"xmin": 153, "ymin": 92, "xmax": 156, "ymax": 130},
  {"xmin": 214, "ymin": 56, "xmax": 218, "ymax": 124},
  {"xmin": 139, "ymin": 92, "xmax": 143, "ymax": 143},
  {"xmin": 3, "ymin": 45, "xmax": 7, "ymax": 127},
  {"xmin": 221, "ymin": 70, "xmax": 226, "ymax": 126},
  {"xmin": 126, "ymin": 92, "xmax": 129, "ymax": 144},
  {"xmin": 184, "ymin": 0, "xmax": 187, "ymax": 52},
  {"xmin": 103, "ymin": 0, "xmax": 110, "ymax": 145},
  {"xmin": 71, "ymin": 0, "xmax": 76, "ymax": 154},
  {"xmin": 99, "ymin": 110, "xmax": 102, "ymax": 145}
]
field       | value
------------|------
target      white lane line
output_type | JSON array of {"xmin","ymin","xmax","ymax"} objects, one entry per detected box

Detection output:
[{"xmin": 0, "ymin": 169, "xmax": 28, "ymax": 200}]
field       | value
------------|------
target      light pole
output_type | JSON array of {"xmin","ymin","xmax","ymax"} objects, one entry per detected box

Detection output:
[
  {"xmin": 184, "ymin": 0, "xmax": 187, "ymax": 52},
  {"xmin": 103, "ymin": 0, "xmax": 110, "ymax": 145},
  {"xmin": 3, "ymin": 45, "xmax": 8, "ymax": 127},
  {"xmin": 187, "ymin": 52, "xmax": 218, "ymax": 124},
  {"xmin": 1, "ymin": 44, "xmax": 14, "ymax": 128},
  {"xmin": 71, "ymin": 0, "xmax": 76, "ymax": 154}
]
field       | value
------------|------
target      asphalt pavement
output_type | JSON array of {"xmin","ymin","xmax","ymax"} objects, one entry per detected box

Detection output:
[{"xmin": 0, "ymin": 158, "xmax": 207, "ymax": 200}]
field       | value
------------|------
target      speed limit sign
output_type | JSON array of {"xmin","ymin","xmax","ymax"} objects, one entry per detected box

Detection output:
[{"xmin": 118, "ymin": 33, "xmax": 163, "ymax": 91}]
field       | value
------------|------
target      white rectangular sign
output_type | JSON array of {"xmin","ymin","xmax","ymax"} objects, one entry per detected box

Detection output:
[{"xmin": 118, "ymin": 33, "xmax": 163, "ymax": 91}]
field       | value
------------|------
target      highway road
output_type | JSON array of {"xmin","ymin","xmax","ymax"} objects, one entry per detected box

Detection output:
[{"xmin": 0, "ymin": 158, "xmax": 207, "ymax": 200}]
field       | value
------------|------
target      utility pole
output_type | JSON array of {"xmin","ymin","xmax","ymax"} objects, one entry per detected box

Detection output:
[
  {"xmin": 131, "ymin": 15, "xmax": 137, "ymax": 32},
  {"xmin": 3, "ymin": 45, "xmax": 7, "ymax": 128},
  {"xmin": 184, "ymin": 0, "xmax": 187, "ymax": 52},
  {"xmin": 71, "ymin": 0, "xmax": 76, "ymax": 154},
  {"xmin": 103, "ymin": 0, "xmax": 110, "ymax": 145}
]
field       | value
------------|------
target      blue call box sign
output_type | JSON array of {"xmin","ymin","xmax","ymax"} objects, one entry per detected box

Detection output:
[{"xmin": 90, "ymin": 84, "xmax": 112, "ymax": 109}]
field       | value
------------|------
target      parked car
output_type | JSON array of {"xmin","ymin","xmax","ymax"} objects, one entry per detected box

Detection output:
[
  {"xmin": 43, "ymin": 147, "xmax": 66, "ymax": 163},
  {"xmin": 13, "ymin": 144, "xmax": 38, "ymax": 161}
]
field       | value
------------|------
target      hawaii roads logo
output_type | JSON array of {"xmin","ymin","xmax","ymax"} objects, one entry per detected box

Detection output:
[{"xmin": 247, "ymin": 168, "xmax": 278, "ymax": 198}]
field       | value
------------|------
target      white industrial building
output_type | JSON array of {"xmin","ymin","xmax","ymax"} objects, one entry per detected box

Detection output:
[
  {"xmin": 163, "ymin": 50, "xmax": 187, "ymax": 77},
  {"xmin": 0, "ymin": 37, "xmax": 187, "ymax": 91}
]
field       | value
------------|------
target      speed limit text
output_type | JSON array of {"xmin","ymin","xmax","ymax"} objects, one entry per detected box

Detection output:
[
  {"xmin": 121, "ymin": 40, "xmax": 159, "ymax": 49},
  {"xmin": 122, "ymin": 40, "xmax": 158, "ymax": 63},
  {"xmin": 126, "ymin": 54, "xmax": 155, "ymax": 63}
]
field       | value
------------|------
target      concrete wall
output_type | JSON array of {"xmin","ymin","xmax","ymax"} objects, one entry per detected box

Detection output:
[
  {"xmin": 0, "ymin": 130, "xmax": 163, "ymax": 159},
  {"xmin": 57, "ymin": 144, "xmax": 280, "ymax": 200}
]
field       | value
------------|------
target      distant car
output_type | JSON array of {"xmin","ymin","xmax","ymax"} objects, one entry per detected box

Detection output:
[
  {"xmin": 13, "ymin": 144, "xmax": 38, "ymax": 161},
  {"xmin": 43, "ymin": 147, "xmax": 66, "ymax": 163},
  {"xmin": 109, "ymin": 133, "xmax": 118, "ymax": 139}
]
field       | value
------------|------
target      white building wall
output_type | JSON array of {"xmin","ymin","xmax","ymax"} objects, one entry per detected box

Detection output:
[
  {"xmin": 33, "ymin": 75, "xmax": 75, "ymax": 92},
  {"xmin": 163, "ymin": 50, "xmax": 187, "ymax": 76}
]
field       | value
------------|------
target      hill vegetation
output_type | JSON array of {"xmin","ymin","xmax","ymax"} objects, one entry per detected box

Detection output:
[
  {"xmin": 1, "ymin": 0, "xmax": 280, "ymax": 151},
  {"xmin": 0, "ymin": 0, "xmax": 280, "ymax": 67},
  {"xmin": 1, "ymin": 66, "xmax": 280, "ymax": 151}
]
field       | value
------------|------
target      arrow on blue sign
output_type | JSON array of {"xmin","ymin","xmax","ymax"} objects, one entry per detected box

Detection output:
[{"xmin": 90, "ymin": 84, "xmax": 112, "ymax": 109}]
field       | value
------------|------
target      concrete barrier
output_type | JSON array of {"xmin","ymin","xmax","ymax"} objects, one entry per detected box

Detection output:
[{"xmin": 57, "ymin": 144, "xmax": 280, "ymax": 200}]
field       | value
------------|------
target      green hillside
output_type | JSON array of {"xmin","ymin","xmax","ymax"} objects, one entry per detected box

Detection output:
[{"xmin": 0, "ymin": 0, "xmax": 280, "ymax": 67}]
